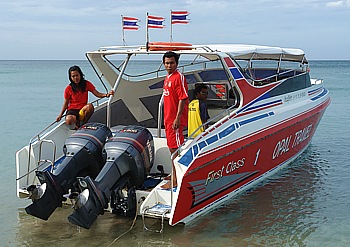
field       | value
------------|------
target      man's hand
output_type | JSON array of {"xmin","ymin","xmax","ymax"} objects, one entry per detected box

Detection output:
[{"xmin": 172, "ymin": 117, "xmax": 181, "ymax": 129}]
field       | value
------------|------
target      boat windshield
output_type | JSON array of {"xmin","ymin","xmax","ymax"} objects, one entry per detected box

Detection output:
[
  {"xmin": 231, "ymin": 54, "xmax": 309, "ymax": 86},
  {"xmin": 102, "ymin": 53, "xmax": 226, "ymax": 82}
]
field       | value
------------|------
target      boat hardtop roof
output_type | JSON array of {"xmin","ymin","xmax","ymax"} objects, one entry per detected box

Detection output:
[{"xmin": 88, "ymin": 43, "xmax": 307, "ymax": 63}]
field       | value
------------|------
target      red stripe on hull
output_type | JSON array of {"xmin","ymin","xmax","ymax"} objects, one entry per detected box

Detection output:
[
  {"xmin": 200, "ymin": 99, "xmax": 329, "ymax": 158},
  {"xmin": 223, "ymin": 57, "xmax": 235, "ymax": 67},
  {"xmin": 171, "ymin": 98, "xmax": 329, "ymax": 224}
]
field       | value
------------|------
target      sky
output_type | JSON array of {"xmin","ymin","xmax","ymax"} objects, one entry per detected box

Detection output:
[{"xmin": 1, "ymin": 0, "xmax": 350, "ymax": 60}]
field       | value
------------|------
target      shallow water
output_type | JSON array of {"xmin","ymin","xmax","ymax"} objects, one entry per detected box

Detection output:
[{"xmin": 0, "ymin": 60, "xmax": 349, "ymax": 246}]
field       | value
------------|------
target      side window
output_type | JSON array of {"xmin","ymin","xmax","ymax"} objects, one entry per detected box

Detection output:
[
  {"xmin": 204, "ymin": 83, "xmax": 239, "ymax": 108},
  {"xmin": 205, "ymin": 83, "xmax": 229, "ymax": 108},
  {"xmin": 209, "ymin": 84, "xmax": 227, "ymax": 100}
]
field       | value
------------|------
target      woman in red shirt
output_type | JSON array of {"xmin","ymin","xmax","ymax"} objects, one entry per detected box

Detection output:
[{"xmin": 56, "ymin": 65, "xmax": 114, "ymax": 129}]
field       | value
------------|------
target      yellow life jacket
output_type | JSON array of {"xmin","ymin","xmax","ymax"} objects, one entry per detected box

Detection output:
[{"xmin": 188, "ymin": 99, "xmax": 204, "ymax": 137}]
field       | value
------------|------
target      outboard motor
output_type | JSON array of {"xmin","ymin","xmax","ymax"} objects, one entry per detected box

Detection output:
[
  {"xmin": 25, "ymin": 122, "xmax": 112, "ymax": 220},
  {"xmin": 68, "ymin": 125, "xmax": 154, "ymax": 229}
]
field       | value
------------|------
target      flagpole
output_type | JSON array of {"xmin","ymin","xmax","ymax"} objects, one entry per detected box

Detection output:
[
  {"xmin": 121, "ymin": 15, "xmax": 126, "ymax": 46},
  {"xmin": 146, "ymin": 12, "xmax": 150, "ymax": 47},
  {"xmin": 170, "ymin": 10, "xmax": 173, "ymax": 42}
]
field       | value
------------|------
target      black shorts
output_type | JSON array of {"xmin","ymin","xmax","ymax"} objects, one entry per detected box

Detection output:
[{"xmin": 66, "ymin": 109, "xmax": 80, "ymax": 120}]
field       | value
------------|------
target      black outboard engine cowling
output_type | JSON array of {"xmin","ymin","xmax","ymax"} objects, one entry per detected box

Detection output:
[
  {"xmin": 68, "ymin": 125, "xmax": 154, "ymax": 229},
  {"xmin": 25, "ymin": 122, "xmax": 111, "ymax": 220}
]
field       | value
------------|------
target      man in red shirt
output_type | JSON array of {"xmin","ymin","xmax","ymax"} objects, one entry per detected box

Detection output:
[{"xmin": 162, "ymin": 51, "xmax": 188, "ymax": 188}]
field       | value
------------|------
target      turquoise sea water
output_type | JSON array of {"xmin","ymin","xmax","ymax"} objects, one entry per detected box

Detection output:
[{"xmin": 0, "ymin": 60, "xmax": 349, "ymax": 246}]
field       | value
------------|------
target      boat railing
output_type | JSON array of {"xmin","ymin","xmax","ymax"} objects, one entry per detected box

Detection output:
[
  {"xmin": 154, "ymin": 79, "xmax": 239, "ymax": 200},
  {"xmin": 156, "ymin": 84, "xmax": 237, "ymax": 143},
  {"xmin": 17, "ymin": 119, "xmax": 61, "ymax": 184},
  {"xmin": 246, "ymin": 68, "xmax": 305, "ymax": 85},
  {"xmin": 37, "ymin": 139, "xmax": 56, "ymax": 173},
  {"xmin": 107, "ymin": 54, "xmax": 131, "ymax": 127},
  {"xmin": 17, "ymin": 97, "xmax": 106, "ymax": 184},
  {"xmin": 156, "ymin": 92, "xmax": 231, "ymax": 206},
  {"xmin": 185, "ymin": 102, "xmax": 237, "ymax": 146},
  {"xmin": 104, "ymin": 55, "xmax": 219, "ymax": 82},
  {"xmin": 28, "ymin": 96, "xmax": 105, "ymax": 142},
  {"xmin": 166, "ymin": 96, "xmax": 238, "ymax": 206},
  {"xmin": 157, "ymin": 94, "xmax": 164, "ymax": 138},
  {"xmin": 17, "ymin": 139, "xmax": 58, "ymax": 185}
]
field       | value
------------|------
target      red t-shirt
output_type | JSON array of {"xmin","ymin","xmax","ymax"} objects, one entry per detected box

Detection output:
[
  {"xmin": 64, "ymin": 80, "xmax": 95, "ymax": 110},
  {"xmin": 163, "ymin": 70, "xmax": 188, "ymax": 126}
]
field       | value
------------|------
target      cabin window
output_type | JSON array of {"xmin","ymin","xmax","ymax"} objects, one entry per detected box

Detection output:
[
  {"xmin": 234, "ymin": 57, "xmax": 308, "ymax": 86},
  {"xmin": 190, "ymin": 82, "xmax": 237, "ymax": 109}
]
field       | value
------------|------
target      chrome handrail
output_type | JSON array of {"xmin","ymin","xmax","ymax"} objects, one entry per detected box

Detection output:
[
  {"xmin": 86, "ymin": 53, "xmax": 109, "ymax": 92},
  {"xmin": 168, "ymin": 97, "xmax": 239, "ymax": 207},
  {"xmin": 21, "ymin": 97, "xmax": 106, "ymax": 184},
  {"xmin": 38, "ymin": 139, "xmax": 56, "ymax": 173},
  {"xmin": 24, "ymin": 119, "xmax": 60, "ymax": 185},
  {"xmin": 246, "ymin": 68, "xmax": 305, "ymax": 84},
  {"xmin": 171, "ymin": 103, "xmax": 237, "ymax": 161},
  {"xmin": 157, "ymin": 94, "xmax": 164, "ymax": 138},
  {"xmin": 17, "ymin": 157, "xmax": 56, "ymax": 181},
  {"xmin": 103, "ymin": 56, "xmax": 219, "ymax": 81},
  {"xmin": 107, "ymin": 54, "xmax": 131, "ymax": 128}
]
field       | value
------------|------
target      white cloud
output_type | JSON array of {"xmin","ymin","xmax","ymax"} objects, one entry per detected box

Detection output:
[
  {"xmin": 326, "ymin": 0, "xmax": 350, "ymax": 7},
  {"xmin": 1, "ymin": 0, "xmax": 350, "ymax": 59}
]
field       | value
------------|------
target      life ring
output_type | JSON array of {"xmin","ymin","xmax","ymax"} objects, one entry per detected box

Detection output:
[
  {"xmin": 214, "ymin": 84, "xmax": 226, "ymax": 99},
  {"xmin": 147, "ymin": 42, "xmax": 192, "ymax": 51}
]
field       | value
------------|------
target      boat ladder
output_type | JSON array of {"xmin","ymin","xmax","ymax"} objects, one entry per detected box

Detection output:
[
  {"xmin": 141, "ymin": 203, "xmax": 172, "ymax": 233},
  {"xmin": 37, "ymin": 139, "xmax": 56, "ymax": 173}
]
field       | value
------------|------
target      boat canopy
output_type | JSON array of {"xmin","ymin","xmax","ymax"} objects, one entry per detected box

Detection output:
[
  {"xmin": 202, "ymin": 44, "xmax": 307, "ymax": 63},
  {"xmin": 87, "ymin": 43, "xmax": 307, "ymax": 64}
]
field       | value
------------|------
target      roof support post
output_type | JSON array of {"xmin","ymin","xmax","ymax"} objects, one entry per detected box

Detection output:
[{"xmin": 107, "ymin": 54, "xmax": 131, "ymax": 128}]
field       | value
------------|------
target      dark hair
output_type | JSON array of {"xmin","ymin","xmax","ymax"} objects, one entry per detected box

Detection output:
[
  {"xmin": 194, "ymin": 83, "xmax": 208, "ymax": 94},
  {"xmin": 68, "ymin": 65, "xmax": 86, "ymax": 93},
  {"xmin": 162, "ymin": 51, "xmax": 179, "ymax": 64}
]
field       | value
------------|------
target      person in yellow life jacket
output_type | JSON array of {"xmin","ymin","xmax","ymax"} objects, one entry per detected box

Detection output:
[{"xmin": 188, "ymin": 84, "xmax": 210, "ymax": 137}]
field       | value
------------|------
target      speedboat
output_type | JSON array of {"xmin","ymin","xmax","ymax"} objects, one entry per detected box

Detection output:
[{"xmin": 16, "ymin": 42, "xmax": 330, "ymax": 231}]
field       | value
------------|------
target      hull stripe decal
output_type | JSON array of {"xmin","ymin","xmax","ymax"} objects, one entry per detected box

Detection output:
[
  {"xmin": 179, "ymin": 111, "xmax": 274, "ymax": 166},
  {"xmin": 310, "ymin": 88, "xmax": 328, "ymax": 101},
  {"xmin": 243, "ymin": 99, "xmax": 282, "ymax": 112},
  {"xmin": 178, "ymin": 94, "xmax": 329, "ymax": 167},
  {"xmin": 189, "ymin": 171, "xmax": 259, "ymax": 208},
  {"xmin": 308, "ymin": 87, "xmax": 323, "ymax": 95},
  {"xmin": 198, "ymin": 97, "xmax": 329, "ymax": 158}
]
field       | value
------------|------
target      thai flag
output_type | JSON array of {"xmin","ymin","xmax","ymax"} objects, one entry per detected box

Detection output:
[
  {"xmin": 171, "ymin": 11, "xmax": 189, "ymax": 24},
  {"xmin": 123, "ymin": 16, "xmax": 139, "ymax": 30},
  {"xmin": 147, "ymin": 15, "xmax": 165, "ymax": 29}
]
